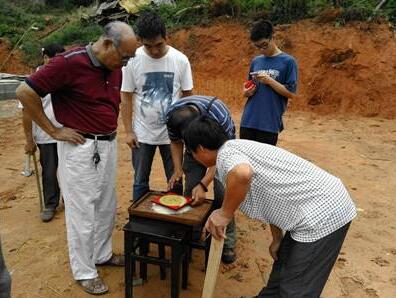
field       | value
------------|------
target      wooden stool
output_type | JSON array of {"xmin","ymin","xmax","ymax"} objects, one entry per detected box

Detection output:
[
  {"xmin": 124, "ymin": 217, "xmax": 191, "ymax": 298},
  {"xmin": 124, "ymin": 191, "xmax": 213, "ymax": 298}
]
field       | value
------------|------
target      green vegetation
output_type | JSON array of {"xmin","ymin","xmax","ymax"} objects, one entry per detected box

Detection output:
[
  {"xmin": 0, "ymin": 0, "xmax": 394, "ymax": 67},
  {"xmin": 138, "ymin": 0, "xmax": 395, "ymax": 29},
  {"xmin": 0, "ymin": 0, "xmax": 101, "ymax": 66},
  {"xmin": 145, "ymin": 0, "xmax": 396, "ymax": 27}
]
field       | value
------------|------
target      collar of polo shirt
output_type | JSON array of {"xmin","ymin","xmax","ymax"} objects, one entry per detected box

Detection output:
[{"xmin": 86, "ymin": 43, "xmax": 104, "ymax": 68}]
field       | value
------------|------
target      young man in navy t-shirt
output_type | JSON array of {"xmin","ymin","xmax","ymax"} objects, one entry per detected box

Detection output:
[{"xmin": 241, "ymin": 20, "xmax": 298, "ymax": 145}]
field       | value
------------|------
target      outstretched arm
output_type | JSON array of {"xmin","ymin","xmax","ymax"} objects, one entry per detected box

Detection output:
[
  {"xmin": 120, "ymin": 91, "xmax": 139, "ymax": 149},
  {"xmin": 203, "ymin": 163, "xmax": 253, "ymax": 240}
]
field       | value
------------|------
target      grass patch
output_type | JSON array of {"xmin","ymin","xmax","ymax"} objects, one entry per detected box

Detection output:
[{"xmin": 0, "ymin": 0, "xmax": 100, "ymax": 67}]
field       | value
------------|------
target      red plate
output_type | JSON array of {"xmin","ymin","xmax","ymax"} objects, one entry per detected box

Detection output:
[{"xmin": 151, "ymin": 193, "xmax": 192, "ymax": 210}]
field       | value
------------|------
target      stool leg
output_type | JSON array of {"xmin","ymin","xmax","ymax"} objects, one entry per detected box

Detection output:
[
  {"xmin": 131, "ymin": 236, "xmax": 136, "ymax": 277},
  {"xmin": 158, "ymin": 243, "xmax": 166, "ymax": 280},
  {"xmin": 171, "ymin": 245, "xmax": 182, "ymax": 298},
  {"xmin": 124, "ymin": 231, "xmax": 133, "ymax": 298},
  {"xmin": 182, "ymin": 246, "xmax": 189, "ymax": 289},
  {"xmin": 139, "ymin": 239, "xmax": 149, "ymax": 281},
  {"xmin": 189, "ymin": 246, "xmax": 193, "ymax": 262}
]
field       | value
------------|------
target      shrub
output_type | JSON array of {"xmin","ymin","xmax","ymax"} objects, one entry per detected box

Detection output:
[
  {"xmin": 269, "ymin": 0, "xmax": 310, "ymax": 24},
  {"xmin": 43, "ymin": 21, "xmax": 102, "ymax": 46},
  {"xmin": 338, "ymin": 0, "xmax": 376, "ymax": 22}
]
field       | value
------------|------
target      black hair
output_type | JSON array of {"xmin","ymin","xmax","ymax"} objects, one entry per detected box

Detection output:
[
  {"xmin": 42, "ymin": 43, "xmax": 65, "ymax": 58},
  {"xmin": 167, "ymin": 105, "xmax": 200, "ymax": 138},
  {"xmin": 182, "ymin": 115, "xmax": 229, "ymax": 152},
  {"xmin": 135, "ymin": 11, "xmax": 166, "ymax": 39},
  {"xmin": 250, "ymin": 20, "xmax": 273, "ymax": 42}
]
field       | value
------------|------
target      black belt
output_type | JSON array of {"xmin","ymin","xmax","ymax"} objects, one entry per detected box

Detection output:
[{"xmin": 82, "ymin": 132, "xmax": 117, "ymax": 141}]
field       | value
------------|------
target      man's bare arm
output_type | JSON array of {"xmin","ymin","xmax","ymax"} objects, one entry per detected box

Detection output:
[
  {"xmin": 120, "ymin": 91, "xmax": 139, "ymax": 148},
  {"xmin": 256, "ymin": 73, "xmax": 296, "ymax": 99},
  {"xmin": 168, "ymin": 140, "xmax": 184, "ymax": 190},
  {"xmin": 204, "ymin": 163, "xmax": 253, "ymax": 239},
  {"xmin": 221, "ymin": 164, "xmax": 253, "ymax": 217},
  {"xmin": 21, "ymin": 109, "xmax": 36, "ymax": 154},
  {"xmin": 16, "ymin": 83, "xmax": 84, "ymax": 144}
]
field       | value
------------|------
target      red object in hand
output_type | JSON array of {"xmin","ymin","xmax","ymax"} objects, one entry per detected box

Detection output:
[{"xmin": 244, "ymin": 80, "xmax": 256, "ymax": 89}]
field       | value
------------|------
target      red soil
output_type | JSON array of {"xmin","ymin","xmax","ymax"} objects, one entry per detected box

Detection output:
[
  {"xmin": 0, "ymin": 39, "xmax": 33, "ymax": 74},
  {"xmin": 2, "ymin": 19, "xmax": 395, "ymax": 119},
  {"xmin": 170, "ymin": 20, "xmax": 396, "ymax": 119}
]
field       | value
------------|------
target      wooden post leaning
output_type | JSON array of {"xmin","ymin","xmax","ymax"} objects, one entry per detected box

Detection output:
[
  {"xmin": 201, "ymin": 236, "xmax": 225, "ymax": 298},
  {"xmin": 32, "ymin": 152, "xmax": 44, "ymax": 212}
]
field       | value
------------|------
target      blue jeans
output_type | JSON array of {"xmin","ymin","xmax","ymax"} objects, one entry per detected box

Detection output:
[{"xmin": 132, "ymin": 143, "xmax": 182, "ymax": 201}]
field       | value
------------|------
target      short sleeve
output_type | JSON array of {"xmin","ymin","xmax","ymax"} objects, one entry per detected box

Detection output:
[
  {"xmin": 216, "ymin": 143, "xmax": 252, "ymax": 184},
  {"xmin": 180, "ymin": 57, "xmax": 193, "ymax": 91},
  {"xmin": 121, "ymin": 60, "xmax": 136, "ymax": 92},
  {"xmin": 25, "ymin": 55, "xmax": 70, "ymax": 97},
  {"xmin": 166, "ymin": 122, "xmax": 181, "ymax": 141},
  {"xmin": 166, "ymin": 106, "xmax": 181, "ymax": 141},
  {"xmin": 284, "ymin": 57, "xmax": 298, "ymax": 93}
]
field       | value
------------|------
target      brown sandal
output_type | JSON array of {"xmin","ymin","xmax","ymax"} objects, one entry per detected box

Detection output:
[
  {"xmin": 97, "ymin": 253, "xmax": 125, "ymax": 267},
  {"xmin": 78, "ymin": 277, "xmax": 109, "ymax": 295}
]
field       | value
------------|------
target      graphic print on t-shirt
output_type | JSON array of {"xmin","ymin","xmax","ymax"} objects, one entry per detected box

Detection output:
[
  {"xmin": 255, "ymin": 69, "xmax": 280, "ymax": 80},
  {"xmin": 141, "ymin": 72, "xmax": 174, "ymax": 126}
]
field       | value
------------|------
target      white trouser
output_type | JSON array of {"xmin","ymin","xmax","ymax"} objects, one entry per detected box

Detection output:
[{"xmin": 57, "ymin": 139, "xmax": 117, "ymax": 280}]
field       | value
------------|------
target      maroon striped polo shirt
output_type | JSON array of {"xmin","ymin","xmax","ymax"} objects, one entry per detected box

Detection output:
[{"xmin": 25, "ymin": 45, "xmax": 122, "ymax": 134}]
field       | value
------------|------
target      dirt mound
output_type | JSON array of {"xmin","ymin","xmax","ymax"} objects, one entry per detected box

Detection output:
[
  {"xmin": 169, "ymin": 20, "xmax": 396, "ymax": 119},
  {"xmin": 0, "ymin": 39, "xmax": 33, "ymax": 74},
  {"xmin": 2, "ymin": 19, "xmax": 395, "ymax": 118},
  {"xmin": 319, "ymin": 48, "xmax": 356, "ymax": 64}
]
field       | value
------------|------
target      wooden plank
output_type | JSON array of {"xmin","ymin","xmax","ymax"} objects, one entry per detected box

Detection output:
[
  {"xmin": 128, "ymin": 191, "xmax": 213, "ymax": 226},
  {"xmin": 32, "ymin": 153, "xmax": 44, "ymax": 212},
  {"xmin": 201, "ymin": 237, "xmax": 224, "ymax": 298}
]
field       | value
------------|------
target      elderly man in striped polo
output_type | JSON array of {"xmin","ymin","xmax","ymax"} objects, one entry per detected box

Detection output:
[
  {"xmin": 166, "ymin": 95, "xmax": 237, "ymax": 264},
  {"xmin": 17, "ymin": 22, "xmax": 138, "ymax": 295},
  {"xmin": 183, "ymin": 116, "xmax": 357, "ymax": 298}
]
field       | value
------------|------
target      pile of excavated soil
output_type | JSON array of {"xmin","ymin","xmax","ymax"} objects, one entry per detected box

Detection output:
[
  {"xmin": 0, "ymin": 39, "xmax": 32, "ymax": 74},
  {"xmin": 169, "ymin": 20, "xmax": 396, "ymax": 119},
  {"xmin": 2, "ymin": 19, "xmax": 395, "ymax": 119}
]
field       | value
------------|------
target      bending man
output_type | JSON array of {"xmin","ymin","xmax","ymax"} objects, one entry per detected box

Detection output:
[
  {"xmin": 183, "ymin": 116, "xmax": 357, "ymax": 297},
  {"xmin": 166, "ymin": 95, "xmax": 237, "ymax": 263}
]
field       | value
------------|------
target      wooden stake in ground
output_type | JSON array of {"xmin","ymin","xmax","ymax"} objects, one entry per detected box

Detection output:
[
  {"xmin": 201, "ymin": 236, "xmax": 225, "ymax": 298},
  {"xmin": 32, "ymin": 152, "xmax": 44, "ymax": 212}
]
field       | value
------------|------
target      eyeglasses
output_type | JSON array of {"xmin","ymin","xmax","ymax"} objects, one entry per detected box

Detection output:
[
  {"xmin": 114, "ymin": 44, "xmax": 134, "ymax": 66},
  {"xmin": 253, "ymin": 38, "xmax": 272, "ymax": 50}
]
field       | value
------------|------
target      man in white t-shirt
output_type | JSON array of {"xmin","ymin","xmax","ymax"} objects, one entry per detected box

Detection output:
[
  {"xmin": 20, "ymin": 44, "xmax": 64, "ymax": 222},
  {"xmin": 121, "ymin": 11, "xmax": 193, "ymax": 200}
]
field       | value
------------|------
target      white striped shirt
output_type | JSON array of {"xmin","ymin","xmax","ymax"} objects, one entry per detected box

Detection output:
[
  {"xmin": 166, "ymin": 95, "xmax": 235, "ymax": 140},
  {"xmin": 216, "ymin": 139, "xmax": 357, "ymax": 242}
]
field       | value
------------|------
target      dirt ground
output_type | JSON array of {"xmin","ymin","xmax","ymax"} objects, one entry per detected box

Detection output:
[
  {"xmin": 1, "ymin": 19, "xmax": 396, "ymax": 298},
  {"xmin": 1, "ymin": 103, "xmax": 395, "ymax": 298}
]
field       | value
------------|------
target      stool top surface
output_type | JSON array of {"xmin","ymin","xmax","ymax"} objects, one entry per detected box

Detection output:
[{"xmin": 128, "ymin": 191, "xmax": 213, "ymax": 226}]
